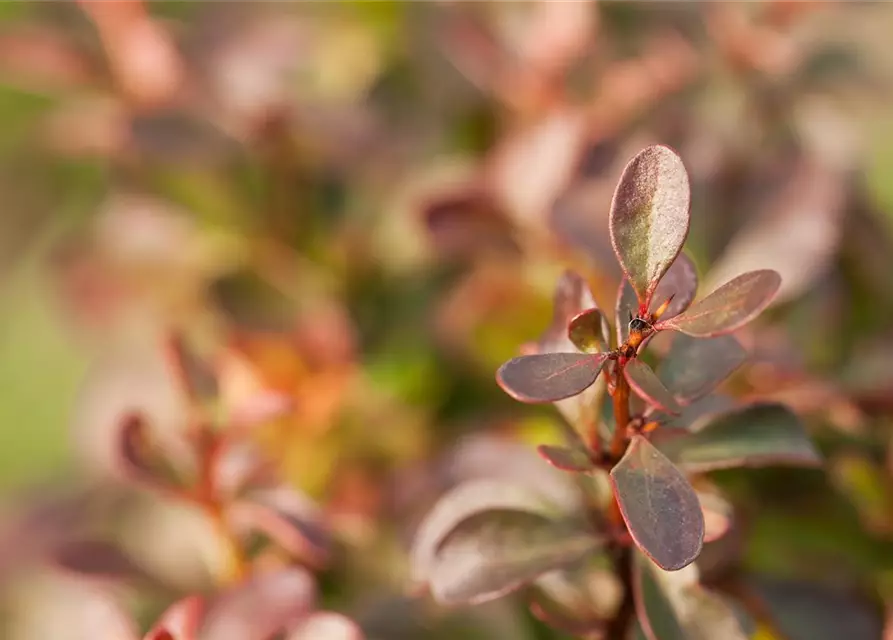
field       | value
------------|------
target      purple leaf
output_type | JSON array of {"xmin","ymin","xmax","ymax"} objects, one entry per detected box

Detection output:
[
  {"xmin": 567, "ymin": 308, "xmax": 611, "ymax": 354},
  {"xmin": 657, "ymin": 403, "xmax": 822, "ymax": 473},
  {"xmin": 611, "ymin": 436, "xmax": 704, "ymax": 571},
  {"xmin": 496, "ymin": 353, "xmax": 608, "ymax": 403},
  {"xmin": 651, "ymin": 253, "xmax": 698, "ymax": 321},
  {"xmin": 625, "ymin": 359, "xmax": 682, "ymax": 415},
  {"xmin": 145, "ymin": 596, "xmax": 205, "ymax": 640},
  {"xmin": 428, "ymin": 509, "xmax": 601, "ymax": 605},
  {"xmin": 658, "ymin": 334, "xmax": 747, "ymax": 404},
  {"xmin": 657, "ymin": 270, "xmax": 781, "ymax": 337},
  {"xmin": 50, "ymin": 539, "xmax": 158, "ymax": 587},
  {"xmin": 199, "ymin": 568, "xmax": 316, "ymax": 640},
  {"xmin": 609, "ymin": 145, "xmax": 691, "ymax": 306},
  {"xmin": 615, "ymin": 278, "xmax": 640, "ymax": 345},
  {"xmin": 536, "ymin": 444, "xmax": 596, "ymax": 472}
]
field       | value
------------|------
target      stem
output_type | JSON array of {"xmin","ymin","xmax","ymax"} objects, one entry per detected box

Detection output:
[
  {"xmin": 610, "ymin": 361, "xmax": 630, "ymax": 461},
  {"xmin": 604, "ymin": 546, "xmax": 635, "ymax": 640}
]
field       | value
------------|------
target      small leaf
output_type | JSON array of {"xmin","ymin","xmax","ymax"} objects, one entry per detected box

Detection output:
[
  {"xmin": 658, "ymin": 403, "xmax": 822, "ymax": 473},
  {"xmin": 428, "ymin": 509, "xmax": 601, "ymax": 605},
  {"xmin": 568, "ymin": 308, "xmax": 611, "ymax": 354},
  {"xmin": 625, "ymin": 359, "xmax": 682, "ymax": 415},
  {"xmin": 611, "ymin": 436, "xmax": 704, "ymax": 571},
  {"xmin": 410, "ymin": 479, "xmax": 561, "ymax": 588},
  {"xmin": 657, "ymin": 270, "xmax": 781, "ymax": 337},
  {"xmin": 118, "ymin": 413, "xmax": 187, "ymax": 493},
  {"xmin": 615, "ymin": 278, "xmax": 640, "ymax": 345},
  {"xmin": 658, "ymin": 334, "xmax": 747, "ymax": 404},
  {"xmin": 538, "ymin": 270, "xmax": 598, "ymax": 354},
  {"xmin": 199, "ymin": 568, "xmax": 316, "ymax": 640},
  {"xmin": 145, "ymin": 596, "xmax": 205, "ymax": 640},
  {"xmin": 496, "ymin": 353, "xmax": 607, "ymax": 403},
  {"xmin": 51, "ymin": 539, "xmax": 158, "ymax": 586},
  {"xmin": 651, "ymin": 253, "xmax": 698, "ymax": 321},
  {"xmin": 168, "ymin": 335, "xmax": 218, "ymax": 404},
  {"xmin": 537, "ymin": 444, "xmax": 596, "ymax": 472},
  {"xmin": 609, "ymin": 145, "xmax": 691, "ymax": 305}
]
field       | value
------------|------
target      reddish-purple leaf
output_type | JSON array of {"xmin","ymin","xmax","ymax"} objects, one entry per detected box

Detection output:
[
  {"xmin": 537, "ymin": 270, "xmax": 598, "ymax": 354},
  {"xmin": 611, "ymin": 436, "xmax": 704, "ymax": 571},
  {"xmin": 118, "ymin": 413, "xmax": 186, "ymax": 494},
  {"xmin": 496, "ymin": 353, "xmax": 608, "ymax": 403},
  {"xmin": 568, "ymin": 308, "xmax": 610, "ymax": 354},
  {"xmin": 167, "ymin": 335, "xmax": 218, "ymax": 403},
  {"xmin": 699, "ymin": 491, "xmax": 733, "ymax": 544},
  {"xmin": 658, "ymin": 334, "xmax": 747, "ymax": 404},
  {"xmin": 428, "ymin": 509, "xmax": 601, "ymax": 605},
  {"xmin": 658, "ymin": 403, "xmax": 822, "ymax": 473},
  {"xmin": 145, "ymin": 596, "xmax": 205, "ymax": 640},
  {"xmin": 609, "ymin": 145, "xmax": 691, "ymax": 306},
  {"xmin": 286, "ymin": 612, "xmax": 364, "ymax": 640},
  {"xmin": 51, "ymin": 539, "xmax": 160, "ymax": 587},
  {"xmin": 615, "ymin": 278, "xmax": 640, "ymax": 345},
  {"xmin": 651, "ymin": 253, "xmax": 698, "ymax": 321},
  {"xmin": 657, "ymin": 270, "xmax": 781, "ymax": 337},
  {"xmin": 537, "ymin": 444, "xmax": 596, "ymax": 472},
  {"xmin": 199, "ymin": 568, "xmax": 316, "ymax": 640},
  {"xmin": 625, "ymin": 359, "xmax": 682, "ymax": 415}
]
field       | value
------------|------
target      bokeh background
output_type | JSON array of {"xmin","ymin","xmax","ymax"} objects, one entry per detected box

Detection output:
[{"xmin": 1, "ymin": 1, "xmax": 893, "ymax": 638}]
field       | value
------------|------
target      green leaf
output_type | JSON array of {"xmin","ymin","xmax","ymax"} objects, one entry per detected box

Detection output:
[
  {"xmin": 658, "ymin": 334, "xmax": 747, "ymax": 404},
  {"xmin": 611, "ymin": 436, "xmax": 703, "ymax": 571},
  {"xmin": 496, "ymin": 353, "xmax": 607, "ymax": 403},
  {"xmin": 658, "ymin": 403, "xmax": 822, "ymax": 473},
  {"xmin": 609, "ymin": 145, "xmax": 691, "ymax": 306},
  {"xmin": 409, "ymin": 479, "xmax": 561, "ymax": 590},
  {"xmin": 625, "ymin": 359, "xmax": 682, "ymax": 415},
  {"xmin": 428, "ymin": 509, "xmax": 601, "ymax": 605},
  {"xmin": 537, "ymin": 444, "xmax": 596, "ymax": 472},
  {"xmin": 657, "ymin": 270, "xmax": 781, "ymax": 337},
  {"xmin": 568, "ymin": 308, "xmax": 611, "ymax": 354}
]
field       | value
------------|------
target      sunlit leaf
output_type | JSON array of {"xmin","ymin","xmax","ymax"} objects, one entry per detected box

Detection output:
[
  {"xmin": 651, "ymin": 253, "xmax": 699, "ymax": 321},
  {"xmin": 568, "ymin": 308, "xmax": 611, "ymax": 354},
  {"xmin": 145, "ymin": 596, "xmax": 205, "ymax": 640},
  {"xmin": 286, "ymin": 612, "xmax": 365, "ymax": 640},
  {"xmin": 634, "ymin": 553, "xmax": 686, "ymax": 640},
  {"xmin": 657, "ymin": 270, "xmax": 781, "ymax": 337},
  {"xmin": 609, "ymin": 145, "xmax": 691, "ymax": 306},
  {"xmin": 538, "ymin": 270, "xmax": 598, "ymax": 354},
  {"xmin": 658, "ymin": 403, "xmax": 822, "ymax": 473},
  {"xmin": 410, "ymin": 479, "xmax": 562, "ymax": 589},
  {"xmin": 118, "ymin": 413, "xmax": 188, "ymax": 494},
  {"xmin": 611, "ymin": 436, "xmax": 703, "ymax": 570},
  {"xmin": 625, "ymin": 359, "xmax": 682, "ymax": 415},
  {"xmin": 168, "ymin": 335, "xmax": 218, "ymax": 403},
  {"xmin": 698, "ymin": 490, "xmax": 733, "ymax": 543},
  {"xmin": 615, "ymin": 278, "xmax": 640, "ymax": 345},
  {"xmin": 537, "ymin": 444, "xmax": 596, "ymax": 472},
  {"xmin": 658, "ymin": 334, "xmax": 747, "ymax": 404},
  {"xmin": 428, "ymin": 508, "xmax": 601, "ymax": 605},
  {"xmin": 50, "ymin": 538, "xmax": 158, "ymax": 587},
  {"xmin": 496, "ymin": 352, "xmax": 607, "ymax": 403}
]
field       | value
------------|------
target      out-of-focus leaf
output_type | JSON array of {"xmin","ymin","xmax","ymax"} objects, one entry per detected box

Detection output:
[
  {"xmin": 609, "ymin": 145, "xmax": 691, "ymax": 305},
  {"xmin": 227, "ymin": 391, "xmax": 293, "ymax": 434},
  {"xmin": 286, "ymin": 612, "xmax": 365, "ymax": 640},
  {"xmin": 658, "ymin": 403, "xmax": 822, "ymax": 473},
  {"xmin": 168, "ymin": 335, "xmax": 218, "ymax": 404},
  {"xmin": 531, "ymin": 565, "xmax": 622, "ymax": 635},
  {"xmin": 117, "ymin": 413, "xmax": 188, "ymax": 493},
  {"xmin": 653, "ymin": 394, "xmax": 738, "ymax": 432},
  {"xmin": 658, "ymin": 334, "xmax": 747, "ymax": 404},
  {"xmin": 703, "ymin": 160, "xmax": 845, "ymax": 306},
  {"xmin": 50, "ymin": 539, "xmax": 157, "ymax": 586},
  {"xmin": 625, "ymin": 359, "xmax": 682, "ymax": 415},
  {"xmin": 409, "ymin": 478, "xmax": 563, "ymax": 589},
  {"xmin": 145, "ymin": 596, "xmax": 205, "ymax": 640},
  {"xmin": 657, "ymin": 270, "xmax": 781, "ymax": 337},
  {"xmin": 421, "ymin": 187, "xmax": 518, "ymax": 261},
  {"xmin": 536, "ymin": 444, "xmax": 596, "ymax": 472},
  {"xmin": 537, "ymin": 270, "xmax": 599, "ymax": 355},
  {"xmin": 616, "ymin": 277, "xmax": 640, "ymax": 345},
  {"xmin": 226, "ymin": 487, "xmax": 331, "ymax": 567},
  {"xmin": 611, "ymin": 436, "xmax": 703, "ymax": 571},
  {"xmin": 199, "ymin": 568, "xmax": 316, "ymax": 640},
  {"xmin": 496, "ymin": 352, "xmax": 607, "ymax": 403},
  {"xmin": 634, "ymin": 554, "xmax": 686, "ymax": 640},
  {"xmin": 568, "ymin": 308, "xmax": 611, "ymax": 354},
  {"xmin": 427, "ymin": 508, "xmax": 601, "ymax": 605},
  {"xmin": 698, "ymin": 490, "xmax": 733, "ymax": 544}
]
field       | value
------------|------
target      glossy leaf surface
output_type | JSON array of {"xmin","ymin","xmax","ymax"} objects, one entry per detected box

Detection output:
[
  {"xmin": 609, "ymin": 145, "xmax": 691, "ymax": 305},
  {"xmin": 658, "ymin": 334, "xmax": 747, "ymax": 404},
  {"xmin": 658, "ymin": 270, "xmax": 781, "ymax": 337},
  {"xmin": 537, "ymin": 444, "xmax": 596, "ymax": 472},
  {"xmin": 659, "ymin": 403, "xmax": 822, "ymax": 473},
  {"xmin": 428, "ymin": 508, "xmax": 600, "ymax": 605},
  {"xmin": 497, "ymin": 352, "xmax": 607, "ymax": 403},
  {"xmin": 611, "ymin": 436, "xmax": 703, "ymax": 570},
  {"xmin": 625, "ymin": 359, "xmax": 682, "ymax": 415},
  {"xmin": 568, "ymin": 308, "xmax": 610, "ymax": 354}
]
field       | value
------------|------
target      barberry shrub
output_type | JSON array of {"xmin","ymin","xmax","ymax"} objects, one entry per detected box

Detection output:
[{"xmin": 409, "ymin": 145, "xmax": 822, "ymax": 638}]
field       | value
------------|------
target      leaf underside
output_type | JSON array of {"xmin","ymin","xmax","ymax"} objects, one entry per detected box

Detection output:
[
  {"xmin": 625, "ymin": 359, "xmax": 682, "ymax": 415},
  {"xmin": 497, "ymin": 352, "xmax": 607, "ymax": 403},
  {"xmin": 609, "ymin": 145, "xmax": 691, "ymax": 306},
  {"xmin": 568, "ymin": 308, "xmax": 611, "ymax": 354},
  {"xmin": 658, "ymin": 270, "xmax": 781, "ymax": 337},
  {"xmin": 657, "ymin": 403, "xmax": 822, "ymax": 473},
  {"xmin": 537, "ymin": 444, "xmax": 596, "ymax": 472},
  {"xmin": 611, "ymin": 436, "xmax": 704, "ymax": 571},
  {"xmin": 658, "ymin": 334, "xmax": 747, "ymax": 404}
]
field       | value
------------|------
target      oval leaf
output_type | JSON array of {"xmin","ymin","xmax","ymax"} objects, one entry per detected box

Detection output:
[
  {"xmin": 609, "ymin": 145, "xmax": 691, "ymax": 305},
  {"xmin": 537, "ymin": 444, "xmax": 596, "ymax": 472},
  {"xmin": 428, "ymin": 509, "xmax": 601, "ymax": 605},
  {"xmin": 145, "ymin": 596, "xmax": 205, "ymax": 640},
  {"xmin": 625, "ymin": 359, "xmax": 682, "ymax": 415},
  {"xmin": 538, "ymin": 270, "xmax": 598, "ymax": 354},
  {"xmin": 658, "ymin": 270, "xmax": 781, "ymax": 337},
  {"xmin": 611, "ymin": 436, "xmax": 704, "ymax": 571},
  {"xmin": 658, "ymin": 334, "xmax": 747, "ymax": 404},
  {"xmin": 496, "ymin": 353, "xmax": 607, "ymax": 403},
  {"xmin": 568, "ymin": 308, "xmax": 610, "ymax": 354},
  {"xmin": 658, "ymin": 403, "xmax": 822, "ymax": 473}
]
